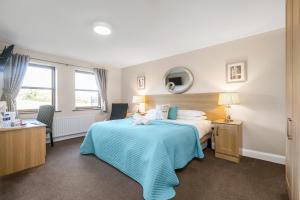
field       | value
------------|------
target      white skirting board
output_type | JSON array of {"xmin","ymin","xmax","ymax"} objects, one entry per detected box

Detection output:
[
  {"xmin": 240, "ymin": 148, "xmax": 286, "ymax": 165},
  {"xmin": 46, "ymin": 132, "xmax": 86, "ymax": 143}
]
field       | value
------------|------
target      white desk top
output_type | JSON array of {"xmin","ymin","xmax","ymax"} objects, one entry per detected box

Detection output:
[{"xmin": 0, "ymin": 120, "xmax": 46, "ymax": 132}]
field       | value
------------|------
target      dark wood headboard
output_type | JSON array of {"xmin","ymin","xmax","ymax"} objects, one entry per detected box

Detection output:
[{"xmin": 145, "ymin": 93, "xmax": 225, "ymax": 121}]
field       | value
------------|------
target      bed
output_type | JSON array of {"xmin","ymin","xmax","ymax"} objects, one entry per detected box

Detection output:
[{"xmin": 80, "ymin": 93, "xmax": 225, "ymax": 200}]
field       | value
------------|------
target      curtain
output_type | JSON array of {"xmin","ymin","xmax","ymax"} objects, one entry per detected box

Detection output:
[
  {"xmin": 93, "ymin": 68, "xmax": 108, "ymax": 112},
  {"xmin": 1, "ymin": 54, "xmax": 29, "ymax": 111}
]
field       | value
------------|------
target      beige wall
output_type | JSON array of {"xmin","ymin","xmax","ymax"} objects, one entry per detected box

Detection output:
[
  {"xmin": 122, "ymin": 29, "xmax": 286, "ymax": 156},
  {"xmin": 0, "ymin": 29, "xmax": 286, "ymax": 156},
  {"xmin": 0, "ymin": 41, "xmax": 122, "ymax": 121}
]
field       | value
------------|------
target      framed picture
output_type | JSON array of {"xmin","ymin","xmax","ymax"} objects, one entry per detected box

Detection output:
[
  {"xmin": 226, "ymin": 62, "xmax": 247, "ymax": 83},
  {"xmin": 137, "ymin": 76, "xmax": 145, "ymax": 89}
]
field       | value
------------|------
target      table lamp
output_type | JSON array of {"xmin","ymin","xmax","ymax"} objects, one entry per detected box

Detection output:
[
  {"xmin": 132, "ymin": 95, "xmax": 145, "ymax": 113},
  {"xmin": 218, "ymin": 93, "xmax": 240, "ymax": 122}
]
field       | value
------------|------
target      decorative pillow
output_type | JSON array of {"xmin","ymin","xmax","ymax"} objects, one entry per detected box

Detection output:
[
  {"xmin": 155, "ymin": 104, "xmax": 170, "ymax": 120},
  {"xmin": 168, "ymin": 106, "xmax": 178, "ymax": 120}
]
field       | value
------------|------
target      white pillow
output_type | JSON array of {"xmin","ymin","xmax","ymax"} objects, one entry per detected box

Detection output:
[
  {"xmin": 177, "ymin": 110, "xmax": 206, "ymax": 117},
  {"xmin": 146, "ymin": 109, "xmax": 156, "ymax": 114},
  {"xmin": 145, "ymin": 111, "xmax": 157, "ymax": 120},
  {"xmin": 155, "ymin": 104, "xmax": 170, "ymax": 120},
  {"xmin": 177, "ymin": 116, "xmax": 208, "ymax": 120}
]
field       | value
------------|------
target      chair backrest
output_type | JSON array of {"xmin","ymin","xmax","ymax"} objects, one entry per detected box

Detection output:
[
  {"xmin": 110, "ymin": 103, "xmax": 128, "ymax": 120},
  {"xmin": 36, "ymin": 105, "xmax": 55, "ymax": 129}
]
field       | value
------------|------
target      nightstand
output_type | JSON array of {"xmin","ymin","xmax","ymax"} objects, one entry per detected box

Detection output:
[{"xmin": 212, "ymin": 119, "xmax": 242, "ymax": 163}]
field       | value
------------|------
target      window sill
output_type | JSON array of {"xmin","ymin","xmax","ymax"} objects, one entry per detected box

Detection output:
[
  {"xmin": 18, "ymin": 110, "xmax": 62, "ymax": 114},
  {"xmin": 72, "ymin": 107, "xmax": 102, "ymax": 112}
]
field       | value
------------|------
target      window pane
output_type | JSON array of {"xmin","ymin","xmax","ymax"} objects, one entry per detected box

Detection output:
[
  {"xmin": 75, "ymin": 72, "xmax": 98, "ymax": 90},
  {"xmin": 75, "ymin": 91, "xmax": 99, "ymax": 107},
  {"xmin": 16, "ymin": 89, "xmax": 52, "ymax": 110},
  {"xmin": 22, "ymin": 65, "xmax": 53, "ymax": 88}
]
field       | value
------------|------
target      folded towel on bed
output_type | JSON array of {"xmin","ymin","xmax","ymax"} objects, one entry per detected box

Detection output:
[{"xmin": 132, "ymin": 113, "xmax": 150, "ymax": 125}]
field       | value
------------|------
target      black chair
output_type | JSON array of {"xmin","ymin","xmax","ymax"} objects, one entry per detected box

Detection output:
[
  {"xmin": 110, "ymin": 103, "xmax": 128, "ymax": 120},
  {"xmin": 37, "ymin": 105, "xmax": 55, "ymax": 147}
]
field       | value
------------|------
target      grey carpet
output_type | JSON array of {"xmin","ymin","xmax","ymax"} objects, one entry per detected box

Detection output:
[{"xmin": 0, "ymin": 137, "xmax": 288, "ymax": 200}]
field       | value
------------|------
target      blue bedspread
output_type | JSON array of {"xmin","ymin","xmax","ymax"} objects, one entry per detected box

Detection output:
[{"xmin": 80, "ymin": 118, "xmax": 204, "ymax": 200}]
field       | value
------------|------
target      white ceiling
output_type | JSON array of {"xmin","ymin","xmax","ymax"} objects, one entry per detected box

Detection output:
[{"xmin": 0, "ymin": 0, "xmax": 285, "ymax": 68}]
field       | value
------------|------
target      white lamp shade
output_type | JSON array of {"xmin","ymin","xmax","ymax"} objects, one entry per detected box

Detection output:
[
  {"xmin": 218, "ymin": 93, "xmax": 240, "ymax": 105},
  {"xmin": 132, "ymin": 95, "xmax": 145, "ymax": 104}
]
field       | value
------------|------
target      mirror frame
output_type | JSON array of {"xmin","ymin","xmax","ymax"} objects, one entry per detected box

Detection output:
[{"xmin": 163, "ymin": 67, "xmax": 194, "ymax": 94}]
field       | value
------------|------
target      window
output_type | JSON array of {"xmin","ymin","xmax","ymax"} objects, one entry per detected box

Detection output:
[
  {"xmin": 16, "ymin": 64, "xmax": 55, "ymax": 111},
  {"xmin": 74, "ymin": 71, "xmax": 99, "ymax": 108}
]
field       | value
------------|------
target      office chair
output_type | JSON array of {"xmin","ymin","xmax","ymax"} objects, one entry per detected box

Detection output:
[
  {"xmin": 37, "ymin": 105, "xmax": 55, "ymax": 146},
  {"xmin": 110, "ymin": 103, "xmax": 128, "ymax": 120}
]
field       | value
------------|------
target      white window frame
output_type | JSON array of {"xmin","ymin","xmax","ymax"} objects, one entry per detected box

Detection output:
[
  {"xmin": 74, "ymin": 70, "xmax": 100, "ymax": 110},
  {"xmin": 17, "ymin": 63, "xmax": 56, "ymax": 112}
]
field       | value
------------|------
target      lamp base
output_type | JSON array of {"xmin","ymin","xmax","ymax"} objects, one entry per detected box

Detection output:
[
  {"xmin": 225, "ymin": 114, "xmax": 233, "ymax": 123},
  {"xmin": 225, "ymin": 119, "xmax": 233, "ymax": 123},
  {"xmin": 225, "ymin": 105, "xmax": 233, "ymax": 123}
]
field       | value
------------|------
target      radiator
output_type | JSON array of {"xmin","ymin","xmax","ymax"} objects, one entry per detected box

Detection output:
[{"xmin": 52, "ymin": 115, "xmax": 96, "ymax": 138}]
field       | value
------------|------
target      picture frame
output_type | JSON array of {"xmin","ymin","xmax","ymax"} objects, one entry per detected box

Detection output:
[
  {"xmin": 137, "ymin": 76, "xmax": 145, "ymax": 89},
  {"xmin": 226, "ymin": 62, "xmax": 247, "ymax": 83}
]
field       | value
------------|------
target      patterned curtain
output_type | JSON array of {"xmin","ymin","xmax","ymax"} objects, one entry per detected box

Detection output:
[{"xmin": 1, "ymin": 54, "xmax": 29, "ymax": 111}]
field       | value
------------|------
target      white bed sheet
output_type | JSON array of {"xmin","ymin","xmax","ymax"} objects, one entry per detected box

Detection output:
[{"xmin": 162, "ymin": 119, "xmax": 212, "ymax": 139}]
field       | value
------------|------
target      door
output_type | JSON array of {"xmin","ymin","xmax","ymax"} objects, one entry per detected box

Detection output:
[
  {"xmin": 286, "ymin": 0, "xmax": 294, "ymax": 197},
  {"xmin": 286, "ymin": 0, "xmax": 300, "ymax": 199},
  {"xmin": 292, "ymin": 0, "xmax": 300, "ymax": 198}
]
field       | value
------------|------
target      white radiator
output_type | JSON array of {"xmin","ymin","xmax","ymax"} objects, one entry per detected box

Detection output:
[{"xmin": 52, "ymin": 115, "xmax": 96, "ymax": 138}]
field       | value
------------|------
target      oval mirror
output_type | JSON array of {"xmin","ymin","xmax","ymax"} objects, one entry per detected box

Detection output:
[{"xmin": 163, "ymin": 67, "xmax": 194, "ymax": 94}]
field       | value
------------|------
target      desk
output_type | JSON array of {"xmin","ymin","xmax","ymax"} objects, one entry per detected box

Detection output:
[{"xmin": 0, "ymin": 121, "xmax": 46, "ymax": 176}]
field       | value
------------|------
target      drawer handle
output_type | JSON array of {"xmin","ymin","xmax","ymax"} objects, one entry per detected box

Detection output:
[
  {"xmin": 287, "ymin": 118, "xmax": 293, "ymax": 140},
  {"xmin": 215, "ymin": 126, "xmax": 219, "ymax": 136}
]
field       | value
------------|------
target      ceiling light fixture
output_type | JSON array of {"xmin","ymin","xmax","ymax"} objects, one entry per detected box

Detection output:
[{"xmin": 93, "ymin": 22, "xmax": 112, "ymax": 36}]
